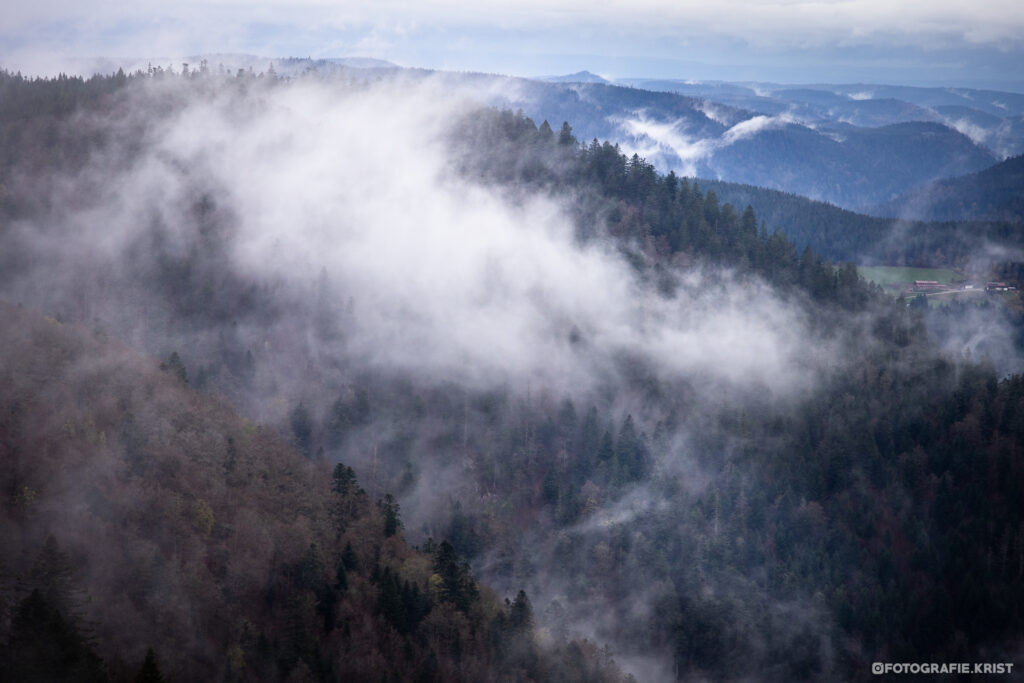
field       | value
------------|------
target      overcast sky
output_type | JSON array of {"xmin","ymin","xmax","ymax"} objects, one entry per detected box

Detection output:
[{"xmin": 3, "ymin": 1, "xmax": 1023, "ymax": 89}]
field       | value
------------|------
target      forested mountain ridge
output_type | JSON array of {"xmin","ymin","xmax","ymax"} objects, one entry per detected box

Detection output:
[
  {"xmin": 2, "ymin": 67, "xmax": 1024, "ymax": 682},
  {"xmin": 698, "ymin": 120, "xmax": 996, "ymax": 208},
  {"xmin": 865, "ymin": 154, "xmax": 1024, "ymax": 224},
  {"xmin": 691, "ymin": 177, "xmax": 1023, "ymax": 267}
]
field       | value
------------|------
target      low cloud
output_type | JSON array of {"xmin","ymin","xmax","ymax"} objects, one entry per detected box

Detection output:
[
  {"xmin": 613, "ymin": 109, "xmax": 798, "ymax": 176},
  {"xmin": 721, "ymin": 113, "xmax": 795, "ymax": 144},
  {"xmin": 695, "ymin": 99, "xmax": 732, "ymax": 126},
  {"xmin": 945, "ymin": 116, "xmax": 991, "ymax": 147},
  {"xmin": 4, "ymin": 75, "xmax": 826, "ymax": 408},
  {"xmin": 613, "ymin": 110, "xmax": 716, "ymax": 176}
]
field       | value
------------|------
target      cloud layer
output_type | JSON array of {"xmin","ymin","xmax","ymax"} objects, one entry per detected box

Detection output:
[{"xmin": 3, "ymin": 1, "xmax": 1023, "ymax": 86}]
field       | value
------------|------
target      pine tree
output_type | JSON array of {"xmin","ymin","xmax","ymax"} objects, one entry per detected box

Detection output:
[
  {"xmin": 538, "ymin": 119, "xmax": 554, "ymax": 141},
  {"xmin": 558, "ymin": 121, "xmax": 575, "ymax": 146},
  {"xmin": 376, "ymin": 567, "xmax": 408, "ymax": 633},
  {"xmin": 433, "ymin": 541, "xmax": 478, "ymax": 613},
  {"xmin": 509, "ymin": 590, "xmax": 533, "ymax": 633},
  {"xmin": 28, "ymin": 534, "xmax": 80, "ymax": 619},
  {"xmin": 290, "ymin": 402, "xmax": 313, "ymax": 457},
  {"xmin": 134, "ymin": 647, "xmax": 165, "ymax": 683},
  {"xmin": 380, "ymin": 494, "xmax": 401, "ymax": 537},
  {"xmin": 6, "ymin": 590, "xmax": 107, "ymax": 682},
  {"xmin": 341, "ymin": 542, "xmax": 359, "ymax": 572},
  {"xmin": 615, "ymin": 414, "xmax": 649, "ymax": 482},
  {"xmin": 331, "ymin": 463, "xmax": 357, "ymax": 495},
  {"xmin": 159, "ymin": 351, "xmax": 188, "ymax": 384},
  {"xmin": 335, "ymin": 561, "xmax": 348, "ymax": 591}
]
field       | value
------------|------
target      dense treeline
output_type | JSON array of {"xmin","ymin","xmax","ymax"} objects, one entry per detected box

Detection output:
[
  {"xmin": 2, "ymin": 69, "xmax": 1024, "ymax": 682},
  {"xmin": 0, "ymin": 69, "xmax": 129, "ymax": 186},
  {"xmin": 0, "ymin": 69, "xmax": 129, "ymax": 120}
]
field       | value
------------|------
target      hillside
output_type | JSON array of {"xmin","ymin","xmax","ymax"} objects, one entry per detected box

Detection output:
[
  {"xmin": 700, "ymin": 120, "xmax": 996, "ymax": 208},
  {"xmin": 0, "ymin": 300, "xmax": 630, "ymax": 682},
  {"xmin": 866, "ymin": 154, "xmax": 1024, "ymax": 223},
  {"xmin": 692, "ymin": 177, "xmax": 1022, "ymax": 267}
]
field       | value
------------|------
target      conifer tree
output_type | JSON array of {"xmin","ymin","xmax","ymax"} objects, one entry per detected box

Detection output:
[{"xmin": 134, "ymin": 647, "xmax": 164, "ymax": 683}]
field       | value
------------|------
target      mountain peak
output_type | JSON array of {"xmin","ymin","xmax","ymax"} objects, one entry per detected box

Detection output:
[{"xmin": 541, "ymin": 70, "xmax": 609, "ymax": 84}]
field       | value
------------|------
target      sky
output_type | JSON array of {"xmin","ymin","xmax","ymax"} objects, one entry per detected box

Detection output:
[{"xmin": 2, "ymin": 1, "xmax": 1023, "ymax": 89}]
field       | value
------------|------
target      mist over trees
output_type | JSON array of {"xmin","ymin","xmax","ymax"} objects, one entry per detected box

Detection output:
[{"xmin": 1, "ymin": 66, "xmax": 1024, "ymax": 682}]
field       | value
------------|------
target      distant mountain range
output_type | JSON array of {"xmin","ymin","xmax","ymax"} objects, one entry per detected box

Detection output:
[
  {"xmin": 618, "ymin": 78, "xmax": 1024, "ymax": 120},
  {"xmin": 616, "ymin": 78, "xmax": 1024, "ymax": 158},
  {"xmin": 485, "ymin": 80, "xmax": 998, "ymax": 208}
]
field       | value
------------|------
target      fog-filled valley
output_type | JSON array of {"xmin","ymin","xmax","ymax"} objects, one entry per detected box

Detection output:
[{"xmin": 3, "ymin": 64, "xmax": 1024, "ymax": 682}]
